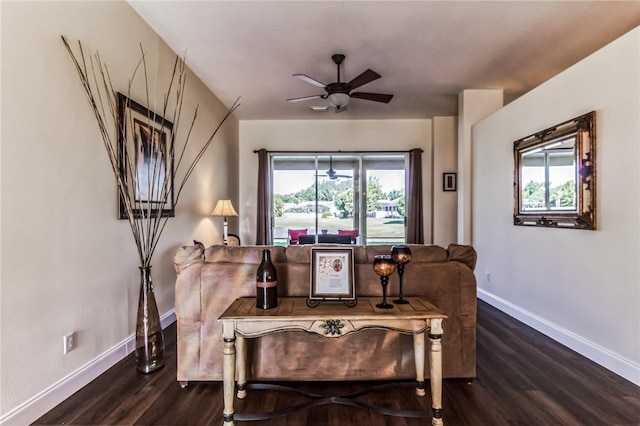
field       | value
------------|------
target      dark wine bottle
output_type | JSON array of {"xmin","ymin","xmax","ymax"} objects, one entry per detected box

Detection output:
[{"xmin": 256, "ymin": 249, "xmax": 278, "ymax": 309}]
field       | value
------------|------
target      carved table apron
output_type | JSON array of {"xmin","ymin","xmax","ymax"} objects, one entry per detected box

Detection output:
[{"xmin": 218, "ymin": 296, "xmax": 447, "ymax": 425}]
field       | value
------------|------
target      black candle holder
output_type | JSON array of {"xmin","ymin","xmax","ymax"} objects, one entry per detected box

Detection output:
[
  {"xmin": 373, "ymin": 255, "xmax": 396, "ymax": 309},
  {"xmin": 391, "ymin": 245, "xmax": 412, "ymax": 304}
]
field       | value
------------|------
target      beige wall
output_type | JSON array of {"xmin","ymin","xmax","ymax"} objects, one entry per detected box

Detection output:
[
  {"xmin": 238, "ymin": 119, "xmax": 434, "ymax": 245},
  {"xmin": 0, "ymin": 1, "xmax": 238, "ymax": 419},
  {"xmin": 472, "ymin": 27, "xmax": 640, "ymax": 384},
  {"xmin": 457, "ymin": 89, "xmax": 503, "ymax": 244},
  {"xmin": 432, "ymin": 117, "xmax": 458, "ymax": 246}
]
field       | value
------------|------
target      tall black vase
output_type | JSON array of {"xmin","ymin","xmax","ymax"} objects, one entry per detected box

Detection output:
[{"xmin": 136, "ymin": 266, "xmax": 165, "ymax": 373}]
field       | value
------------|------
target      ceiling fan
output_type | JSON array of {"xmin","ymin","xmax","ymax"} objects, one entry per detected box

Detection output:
[
  {"xmin": 325, "ymin": 156, "xmax": 352, "ymax": 180},
  {"xmin": 286, "ymin": 54, "xmax": 394, "ymax": 113}
]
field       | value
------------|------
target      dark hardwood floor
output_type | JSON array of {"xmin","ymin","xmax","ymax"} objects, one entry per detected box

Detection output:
[{"xmin": 35, "ymin": 300, "xmax": 640, "ymax": 425}]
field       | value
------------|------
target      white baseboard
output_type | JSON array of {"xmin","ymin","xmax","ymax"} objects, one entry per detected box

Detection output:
[
  {"xmin": 0, "ymin": 310, "xmax": 176, "ymax": 426},
  {"xmin": 478, "ymin": 289, "xmax": 640, "ymax": 387}
]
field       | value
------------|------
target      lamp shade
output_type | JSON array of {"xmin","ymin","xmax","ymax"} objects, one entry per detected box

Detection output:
[{"xmin": 211, "ymin": 200, "xmax": 238, "ymax": 217}]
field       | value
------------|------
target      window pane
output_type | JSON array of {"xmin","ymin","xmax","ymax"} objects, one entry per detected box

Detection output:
[
  {"xmin": 273, "ymin": 166, "xmax": 317, "ymax": 246},
  {"xmin": 272, "ymin": 153, "xmax": 407, "ymax": 246},
  {"xmin": 365, "ymin": 169, "xmax": 405, "ymax": 245},
  {"xmin": 316, "ymin": 155, "xmax": 357, "ymax": 238}
]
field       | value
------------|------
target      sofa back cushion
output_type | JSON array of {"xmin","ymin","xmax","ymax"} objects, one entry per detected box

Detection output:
[
  {"xmin": 204, "ymin": 245, "xmax": 286, "ymax": 264},
  {"xmin": 281, "ymin": 244, "xmax": 453, "ymax": 297},
  {"xmin": 364, "ymin": 244, "xmax": 448, "ymax": 263},
  {"xmin": 285, "ymin": 244, "xmax": 368, "ymax": 264},
  {"xmin": 183, "ymin": 243, "xmax": 470, "ymax": 302}
]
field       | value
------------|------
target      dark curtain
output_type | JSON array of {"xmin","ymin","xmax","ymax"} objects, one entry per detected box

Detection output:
[
  {"xmin": 406, "ymin": 148, "xmax": 424, "ymax": 244},
  {"xmin": 255, "ymin": 149, "xmax": 271, "ymax": 245}
]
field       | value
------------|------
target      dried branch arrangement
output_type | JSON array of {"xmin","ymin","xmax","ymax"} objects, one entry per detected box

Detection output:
[{"xmin": 61, "ymin": 35, "xmax": 239, "ymax": 267}]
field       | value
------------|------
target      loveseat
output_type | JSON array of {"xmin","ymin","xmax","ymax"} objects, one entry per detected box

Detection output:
[{"xmin": 173, "ymin": 243, "xmax": 477, "ymax": 384}]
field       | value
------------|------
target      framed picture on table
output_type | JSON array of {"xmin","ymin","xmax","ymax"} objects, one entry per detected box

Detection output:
[{"xmin": 308, "ymin": 247, "xmax": 356, "ymax": 307}]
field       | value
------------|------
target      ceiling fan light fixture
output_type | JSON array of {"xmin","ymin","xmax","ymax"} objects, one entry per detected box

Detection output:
[{"xmin": 328, "ymin": 93, "xmax": 350, "ymax": 108}]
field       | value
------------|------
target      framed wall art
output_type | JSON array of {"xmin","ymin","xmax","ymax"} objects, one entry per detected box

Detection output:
[
  {"xmin": 513, "ymin": 111, "xmax": 596, "ymax": 229},
  {"xmin": 117, "ymin": 93, "xmax": 175, "ymax": 219},
  {"xmin": 308, "ymin": 247, "xmax": 356, "ymax": 307},
  {"xmin": 443, "ymin": 172, "xmax": 457, "ymax": 192}
]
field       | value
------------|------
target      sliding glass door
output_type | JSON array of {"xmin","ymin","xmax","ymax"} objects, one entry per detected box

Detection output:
[
  {"xmin": 362, "ymin": 155, "xmax": 406, "ymax": 245},
  {"xmin": 271, "ymin": 153, "xmax": 407, "ymax": 246}
]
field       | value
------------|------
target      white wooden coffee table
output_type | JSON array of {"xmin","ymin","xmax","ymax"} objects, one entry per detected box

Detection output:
[{"xmin": 218, "ymin": 296, "xmax": 447, "ymax": 425}]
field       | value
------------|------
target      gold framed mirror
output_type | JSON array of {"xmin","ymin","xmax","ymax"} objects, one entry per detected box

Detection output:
[{"xmin": 514, "ymin": 111, "xmax": 596, "ymax": 229}]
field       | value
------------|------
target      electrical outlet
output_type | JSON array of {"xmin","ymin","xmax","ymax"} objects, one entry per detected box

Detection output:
[{"xmin": 63, "ymin": 332, "xmax": 76, "ymax": 354}]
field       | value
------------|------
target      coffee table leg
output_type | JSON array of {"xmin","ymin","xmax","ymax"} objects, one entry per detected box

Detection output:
[
  {"xmin": 429, "ymin": 318, "xmax": 444, "ymax": 426},
  {"xmin": 236, "ymin": 335, "xmax": 247, "ymax": 399},
  {"xmin": 413, "ymin": 332, "xmax": 426, "ymax": 396},
  {"xmin": 222, "ymin": 321, "xmax": 236, "ymax": 426}
]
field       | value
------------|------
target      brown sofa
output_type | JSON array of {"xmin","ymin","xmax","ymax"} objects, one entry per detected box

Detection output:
[{"xmin": 173, "ymin": 243, "xmax": 477, "ymax": 384}]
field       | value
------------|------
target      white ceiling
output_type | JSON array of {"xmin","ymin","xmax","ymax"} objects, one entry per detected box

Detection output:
[{"xmin": 128, "ymin": 1, "xmax": 640, "ymax": 120}]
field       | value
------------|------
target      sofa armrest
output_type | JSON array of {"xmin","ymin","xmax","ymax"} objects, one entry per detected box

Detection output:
[
  {"xmin": 446, "ymin": 244, "xmax": 477, "ymax": 271},
  {"xmin": 173, "ymin": 245, "xmax": 205, "ymax": 274}
]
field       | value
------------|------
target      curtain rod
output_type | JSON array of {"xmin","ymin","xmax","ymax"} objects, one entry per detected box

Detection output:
[{"xmin": 253, "ymin": 149, "xmax": 423, "ymax": 154}]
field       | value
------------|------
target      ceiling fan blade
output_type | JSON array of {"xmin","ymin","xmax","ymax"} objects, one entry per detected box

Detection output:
[
  {"xmin": 350, "ymin": 92, "xmax": 394, "ymax": 103},
  {"xmin": 293, "ymin": 74, "xmax": 327, "ymax": 88},
  {"xmin": 286, "ymin": 95, "xmax": 324, "ymax": 102},
  {"xmin": 347, "ymin": 69, "xmax": 381, "ymax": 90}
]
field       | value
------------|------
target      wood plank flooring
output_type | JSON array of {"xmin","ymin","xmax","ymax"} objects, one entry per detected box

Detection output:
[{"xmin": 35, "ymin": 300, "xmax": 640, "ymax": 425}]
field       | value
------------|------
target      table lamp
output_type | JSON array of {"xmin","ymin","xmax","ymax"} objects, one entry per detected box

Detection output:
[{"xmin": 211, "ymin": 200, "xmax": 238, "ymax": 245}]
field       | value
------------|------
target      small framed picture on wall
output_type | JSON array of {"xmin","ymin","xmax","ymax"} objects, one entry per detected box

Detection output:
[{"xmin": 443, "ymin": 172, "xmax": 457, "ymax": 192}]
